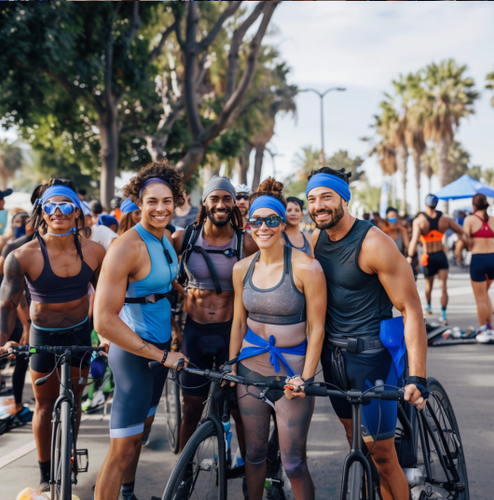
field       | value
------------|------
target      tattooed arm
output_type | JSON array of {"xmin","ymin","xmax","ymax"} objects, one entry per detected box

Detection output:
[{"xmin": 0, "ymin": 253, "xmax": 25, "ymax": 346}]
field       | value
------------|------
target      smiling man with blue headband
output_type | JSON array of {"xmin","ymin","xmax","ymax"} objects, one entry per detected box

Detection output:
[{"xmin": 307, "ymin": 166, "xmax": 428, "ymax": 500}]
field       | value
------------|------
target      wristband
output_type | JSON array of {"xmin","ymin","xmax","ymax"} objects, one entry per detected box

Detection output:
[
  {"xmin": 160, "ymin": 349, "xmax": 169, "ymax": 366},
  {"xmin": 407, "ymin": 376, "xmax": 429, "ymax": 399}
]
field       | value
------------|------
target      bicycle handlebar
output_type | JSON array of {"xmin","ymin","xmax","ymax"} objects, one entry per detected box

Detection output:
[
  {"xmin": 149, "ymin": 361, "xmax": 404, "ymax": 403},
  {"xmin": 2, "ymin": 345, "xmax": 105, "ymax": 358}
]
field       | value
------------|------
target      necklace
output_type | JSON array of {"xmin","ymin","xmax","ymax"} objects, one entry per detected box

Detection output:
[{"xmin": 47, "ymin": 228, "xmax": 76, "ymax": 237}]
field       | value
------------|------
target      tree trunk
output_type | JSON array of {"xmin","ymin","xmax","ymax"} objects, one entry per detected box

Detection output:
[
  {"xmin": 436, "ymin": 135, "xmax": 450, "ymax": 214},
  {"xmin": 396, "ymin": 143, "xmax": 408, "ymax": 215},
  {"xmin": 0, "ymin": 154, "xmax": 6, "ymax": 190},
  {"xmin": 145, "ymin": 135, "xmax": 167, "ymax": 163},
  {"xmin": 237, "ymin": 145, "xmax": 251, "ymax": 185},
  {"xmin": 251, "ymin": 143, "xmax": 265, "ymax": 191},
  {"xmin": 203, "ymin": 162, "xmax": 221, "ymax": 186},
  {"xmin": 98, "ymin": 111, "xmax": 119, "ymax": 209},
  {"xmin": 412, "ymin": 148, "xmax": 422, "ymax": 213}
]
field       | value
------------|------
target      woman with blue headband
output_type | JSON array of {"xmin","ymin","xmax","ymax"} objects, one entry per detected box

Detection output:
[
  {"xmin": 228, "ymin": 177, "xmax": 326, "ymax": 500},
  {"xmin": 117, "ymin": 198, "xmax": 142, "ymax": 235},
  {"xmin": 0, "ymin": 178, "xmax": 106, "ymax": 492},
  {"xmin": 93, "ymin": 162, "xmax": 188, "ymax": 500}
]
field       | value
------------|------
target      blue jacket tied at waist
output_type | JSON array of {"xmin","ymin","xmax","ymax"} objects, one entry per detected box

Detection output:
[{"xmin": 238, "ymin": 328, "xmax": 307, "ymax": 378}]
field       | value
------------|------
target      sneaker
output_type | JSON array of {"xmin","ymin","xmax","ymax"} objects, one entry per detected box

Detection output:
[
  {"xmin": 425, "ymin": 309, "xmax": 432, "ymax": 316},
  {"xmin": 38, "ymin": 481, "xmax": 50, "ymax": 493},
  {"xmin": 10, "ymin": 407, "xmax": 33, "ymax": 427},
  {"xmin": 118, "ymin": 492, "xmax": 138, "ymax": 500},
  {"xmin": 476, "ymin": 329, "xmax": 494, "ymax": 343},
  {"xmin": 438, "ymin": 317, "xmax": 448, "ymax": 325}
]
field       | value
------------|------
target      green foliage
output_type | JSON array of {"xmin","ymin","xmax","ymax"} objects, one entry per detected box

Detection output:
[
  {"xmin": 486, "ymin": 70, "xmax": 494, "ymax": 107},
  {"xmin": 349, "ymin": 180, "xmax": 382, "ymax": 214}
]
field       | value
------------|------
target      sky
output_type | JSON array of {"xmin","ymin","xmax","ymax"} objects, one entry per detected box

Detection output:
[{"xmin": 246, "ymin": 2, "xmax": 494, "ymax": 213}]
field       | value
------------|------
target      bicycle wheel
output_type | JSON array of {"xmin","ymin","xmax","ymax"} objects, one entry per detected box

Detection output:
[
  {"xmin": 347, "ymin": 461, "xmax": 366, "ymax": 500},
  {"xmin": 52, "ymin": 401, "xmax": 72, "ymax": 500},
  {"xmin": 416, "ymin": 377, "xmax": 469, "ymax": 500},
  {"xmin": 162, "ymin": 420, "xmax": 226, "ymax": 500},
  {"xmin": 164, "ymin": 378, "xmax": 182, "ymax": 454}
]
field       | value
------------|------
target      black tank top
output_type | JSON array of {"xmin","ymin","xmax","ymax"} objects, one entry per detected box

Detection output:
[{"xmin": 314, "ymin": 219, "xmax": 393, "ymax": 339}]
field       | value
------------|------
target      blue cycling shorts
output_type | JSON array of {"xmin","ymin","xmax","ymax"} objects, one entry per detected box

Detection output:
[
  {"xmin": 321, "ymin": 344, "xmax": 398, "ymax": 442},
  {"xmin": 108, "ymin": 339, "xmax": 170, "ymax": 439}
]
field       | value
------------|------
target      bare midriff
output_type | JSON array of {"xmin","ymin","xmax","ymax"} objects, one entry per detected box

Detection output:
[
  {"xmin": 186, "ymin": 288, "xmax": 235, "ymax": 324},
  {"xmin": 421, "ymin": 240, "xmax": 444, "ymax": 254},
  {"xmin": 471, "ymin": 238, "xmax": 494, "ymax": 255},
  {"xmin": 30, "ymin": 296, "xmax": 89, "ymax": 329}
]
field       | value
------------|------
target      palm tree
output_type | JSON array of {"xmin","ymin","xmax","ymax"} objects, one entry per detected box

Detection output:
[
  {"xmin": 378, "ymin": 98, "xmax": 408, "ymax": 214},
  {"xmin": 421, "ymin": 147, "xmax": 437, "ymax": 195},
  {"xmin": 486, "ymin": 70, "xmax": 494, "ymax": 106},
  {"xmin": 293, "ymin": 146, "xmax": 322, "ymax": 177},
  {"xmin": 447, "ymin": 140, "xmax": 470, "ymax": 182},
  {"xmin": 421, "ymin": 59, "xmax": 479, "ymax": 213},
  {"xmin": 0, "ymin": 139, "xmax": 24, "ymax": 190}
]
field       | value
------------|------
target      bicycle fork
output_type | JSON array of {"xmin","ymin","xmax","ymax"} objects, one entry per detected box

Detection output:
[{"xmin": 340, "ymin": 397, "xmax": 375, "ymax": 500}]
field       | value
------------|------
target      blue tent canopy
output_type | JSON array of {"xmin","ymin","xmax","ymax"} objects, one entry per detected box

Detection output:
[{"xmin": 435, "ymin": 174, "xmax": 494, "ymax": 200}]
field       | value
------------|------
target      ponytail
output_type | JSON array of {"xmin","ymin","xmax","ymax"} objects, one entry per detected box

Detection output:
[{"xmin": 473, "ymin": 193, "xmax": 489, "ymax": 222}]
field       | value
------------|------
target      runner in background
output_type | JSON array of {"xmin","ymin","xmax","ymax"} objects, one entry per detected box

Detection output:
[
  {"xmin": 382, "ymin": 207, "xmax": 409, "ymax": 256},
  {"xmin": 283, "ymin": 196, "xmax": 312, "ymax": 256},
  {"xmin": 117, "ymin": 198, "xmax": 142, "ymax": 235},
  {"xmin": 235, "ymin": 183, "xmax": 252, "ymax": 231},
  {"xmin": 408, "ymin": 194, "xmax": 469, "ymax": 324},
  {"xmin": 463, "ymin": 193, "xmax": 494, "ymax": 342}
]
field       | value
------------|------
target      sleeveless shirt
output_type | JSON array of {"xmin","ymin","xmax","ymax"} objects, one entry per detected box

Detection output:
[
  {"xmin": 122, "ymin": 223, "xmax": 178, "ymax": 344},
  {"xmin": 314, "ymin": 219, "xmax": 393, "ymax": 339}
]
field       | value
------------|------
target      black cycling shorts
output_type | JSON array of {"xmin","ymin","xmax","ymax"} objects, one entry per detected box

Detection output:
[
  {"xmin": 470, "ymin": 253, "xmax": 494, "ymax": 282},
  {"xmin": 30, "ymin": 318, "xmax": 92, "ymax": 373},
  {"xmin": 321, "ymin": 343, "xmax": 398, "ymax": 442},
  {"xmin": 423, "ymin": 250, "xmax": 449, "ymax": 278},
  {"xmin": 181, "ymin": 317, "xmax": 231, "ymax": 397}
]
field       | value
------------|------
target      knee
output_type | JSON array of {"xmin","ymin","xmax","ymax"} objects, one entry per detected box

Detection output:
[
  {"xmin": 282, "ymin": 456, "xmax": 306, "ymax": 480},
  {"xmin": 111, "ymin": 438, "xmax": 141, "ymax": 468},
  {"xmin": 245, "ymin": 443, "xmax": 268, "ymax": 466},
  {"xmin": 35, "ymin": 399, "xmax": 56, "ymax": 418},
  {"xmin": 372, "ymin": 451, "xmax": 398, "ymax": 477}
]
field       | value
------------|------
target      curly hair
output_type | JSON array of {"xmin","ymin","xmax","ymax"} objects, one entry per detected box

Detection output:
[
  {"xmin": 307, "ymin": 166, "xmax": 351, "ymax": 185},
  {"xmin": 249, "ymin": 177, "xmax": 287, "ymax": 208},
  {"xmin": 29, "ymin": 178, "xmax": 89, "ymax": 238},
  {"xmin": 122, "ymin": 162, "xmax": 185, "ymax": 208}
]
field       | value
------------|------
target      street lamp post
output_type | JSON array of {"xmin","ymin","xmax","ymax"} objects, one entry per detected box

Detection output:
[{"xmin": 299, "ymin": 87, "xmax": 346, "ymax": 166}]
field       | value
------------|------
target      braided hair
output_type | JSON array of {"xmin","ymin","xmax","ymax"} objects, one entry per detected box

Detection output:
[
  {"xmin": 194, "ymin": 202, "xmax": 244, "ymax": 231},
  {"xmin": 29, "ymin": 178, "xmax": 89, "ymax": 239}
]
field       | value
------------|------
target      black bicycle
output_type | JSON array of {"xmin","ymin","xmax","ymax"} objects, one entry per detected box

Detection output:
[
  {"xmin": 159, "ymin": 363, "xmax": 468, "ymax": 500},
  {"xmin": 2, "ymin": 344, "xmax": 104, "ymax": 500},
  {"xmin": 154, "ymin": 360, "xmax": 288, "ymax": 500}
]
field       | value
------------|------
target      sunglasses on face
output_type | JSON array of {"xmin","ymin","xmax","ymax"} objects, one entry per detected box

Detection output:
[
  {"xmin": 42, "ymin": 202, "xmax": 77, "ymax": 216},
  {"xmin": 236, "ymin": 195, "xmax": 249, "ymax": 201},
  {"xmin": 248, "ymin": 216, "xmax": 284, "ymax": 228}
]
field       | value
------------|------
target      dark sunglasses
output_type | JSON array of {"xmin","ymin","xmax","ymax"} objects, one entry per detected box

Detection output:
[
  {"xmin": 248, "ymin": 216, "xmax": 284, "ymax": 228},
  {"xmin": 236, "ymin": 194, "xmax": 249, "ymax": 201},
  {"xmin": 42, "ymin": 202, "xmax": 77, "ymax": 215}
]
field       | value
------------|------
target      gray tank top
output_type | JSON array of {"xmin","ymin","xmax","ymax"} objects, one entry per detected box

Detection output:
[
  {"xmin": 392, "ymin": 231, "xmax": 404, "ymax": 254},
  {"xmin": 314, "ymin": 219, "xmax": 393, "ymax": 339},
  {"xmin": 283, "ymin": 231, "xmax": 312, "ymax": 256},
  {"xmin": 243, "ymin": 246, "xmax": 306, "ymax": 325},
  {"xmin": 185, "ymin": 227, "xmax": 238, "ymax": 292}
]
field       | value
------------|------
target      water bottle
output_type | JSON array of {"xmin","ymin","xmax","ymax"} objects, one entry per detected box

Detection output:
[
  {"xmin": 375, "ymin": 379, "xmax": 385, "ymax": 392},
  {"xmin": 222, "ymin": 415, "xmax": 232, "ymax": 466}
]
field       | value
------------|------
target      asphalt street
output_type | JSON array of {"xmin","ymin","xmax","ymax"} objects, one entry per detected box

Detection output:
[{"xmin": 1, "ymin": 272, "xmax": 493, "ymax": 500}]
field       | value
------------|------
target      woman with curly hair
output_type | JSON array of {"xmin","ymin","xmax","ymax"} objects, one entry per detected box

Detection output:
[
  {"xmin": 0, "ymin": 178, "xmax": 105, "ymax": 492},
  {"xmin": 94, "ymin": 162, "xmax": 188, "ymax": 500},
  {"xmin": 228, "ymin": 177, "xmax": 327, "ymax": 500}
]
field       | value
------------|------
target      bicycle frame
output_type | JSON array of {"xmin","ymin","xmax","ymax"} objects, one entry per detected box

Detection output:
[{"xmin": 340, "ymin": 391, "xmax": 375, "ymax": 499}]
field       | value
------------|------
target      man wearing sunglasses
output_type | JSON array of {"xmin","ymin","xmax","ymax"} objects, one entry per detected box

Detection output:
[
  {"xmin": 172, "ymin": 176, "xmax": 257, "ymax": 495},
  {"xmin": 235, "ymin": 183, "xmax": 252, "ymax": 231}
]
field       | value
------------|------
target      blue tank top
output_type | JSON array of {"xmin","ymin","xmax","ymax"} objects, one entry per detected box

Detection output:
[{"xmin": 122, "ymin": 223, "xmax": 178, "ymax": 344}]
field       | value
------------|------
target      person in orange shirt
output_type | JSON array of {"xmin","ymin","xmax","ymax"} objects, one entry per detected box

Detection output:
[{"xmin": 408, "ymin": 194, "xmax": 469, "ymax": 324}]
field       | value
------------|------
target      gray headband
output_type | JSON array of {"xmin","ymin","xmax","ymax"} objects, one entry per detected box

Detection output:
[{"xmin": 202, "ymin": 176, "xmax": 236, "ymax": 203}]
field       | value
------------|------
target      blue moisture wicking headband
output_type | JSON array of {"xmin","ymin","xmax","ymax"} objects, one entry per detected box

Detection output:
[
  {"xmin": 306, "ymin": 173, "xmax": 351, "ymax": 202},
  {"xmin": 249, "ymin": 196, "xmax": 286, "ymax": 221}
]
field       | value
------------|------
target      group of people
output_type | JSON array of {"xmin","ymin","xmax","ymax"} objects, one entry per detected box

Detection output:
[{"xmin": 0, "ymin": 159, "xmax": 487, "ymax": 500}]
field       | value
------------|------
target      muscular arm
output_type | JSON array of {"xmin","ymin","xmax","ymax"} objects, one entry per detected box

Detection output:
[
  {"xmin": 0, "ymin": 253, "xmax": 25, "ymax": 346},
  {"xmin": 363, "ymin": 230, "xmax": 427, "ymax": 381},
  {"xmin": 408, "ymin": 218, "xmax": 422, "ymax": 258},
  {"xmin": 401, "ymin": 226, "xmax": 410, "ymax": 256},
  {"xmin": 242, "ymin": 232, "xmax": 258, "ymax": 257},
  {"xmin": 295, "ymin": 258, "xmax": 326, "ymax": 381},
  {"xmin": 172, "ymin": 229, "xmax": 184, "ymax": 256},
  {"xmin": 93, "ymin": 240, "xmax": 166, "ymax": 362}
]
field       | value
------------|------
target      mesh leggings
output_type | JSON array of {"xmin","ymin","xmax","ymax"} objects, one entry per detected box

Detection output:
[{"xmin": 237, "ymin": 364, "xmax": 315, "ymax": 500}]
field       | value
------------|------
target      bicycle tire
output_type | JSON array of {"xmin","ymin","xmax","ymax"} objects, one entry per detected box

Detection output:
[
  {"xmin": 52, "ymin": 401, "xmax": 72, "ymax": 500},
  {"xmin": 162, "ymin": 420, "xmax": 226, "ymax": 500},
  {"xmin": 164, "ymin": 378, "xmax": 182, "ymax": 455},
  {"xmin": 417, "ymin": 377, "xmax": 469, "ymax": 500},
  {"xmin": 347, "ymin": 461, "xmax": 366, "ymax": 500}
]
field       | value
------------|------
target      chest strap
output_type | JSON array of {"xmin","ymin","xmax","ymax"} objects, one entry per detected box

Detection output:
[
  {"xmin": 327, "ymin": 336, "xmax": 384, "ymax": 354},
  {"xmin": 124, "ymin": 291, "xmax": 175, "ymax": 305}
]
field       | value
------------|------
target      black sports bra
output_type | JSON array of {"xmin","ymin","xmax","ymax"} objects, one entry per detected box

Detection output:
[{"xmin": 25, "ymin": 233, "xmax": 94, "ymax": 304}]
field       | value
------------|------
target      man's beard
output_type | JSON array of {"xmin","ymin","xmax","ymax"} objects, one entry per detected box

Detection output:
[
  {"xmin": 310, "ymin": 199, "xmax": 345, "ymax": 230},
  {"xmin": 206, "ymin": 206, "xmax": 233, "ymax": 227},
  {"xmin": 238, "ymin": 205, "xmax": 249, "ymax": 218}
]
